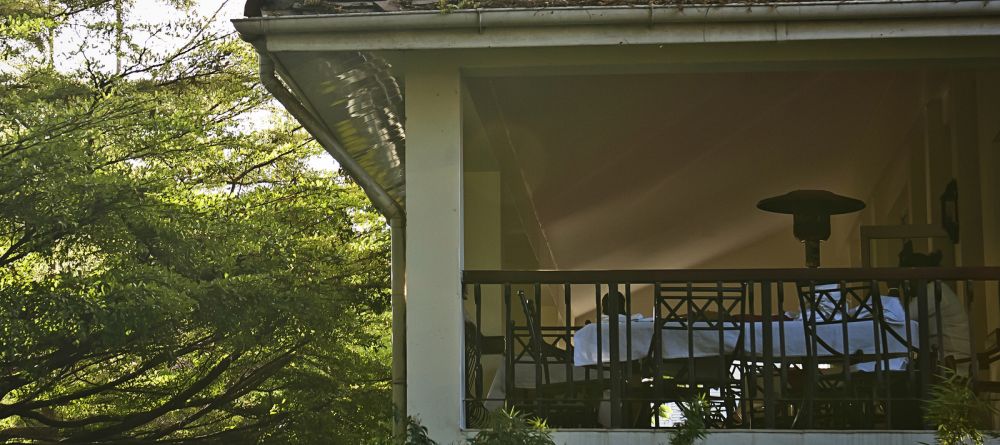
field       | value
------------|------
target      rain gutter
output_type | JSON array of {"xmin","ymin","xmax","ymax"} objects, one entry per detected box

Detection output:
[
  {"xmin": 241, "ymin": 38, "xmax": 408, "ymax": 442},
  {"xmin": 232, "ymin": 1, "xmax": 1000, "ymax": 35}
]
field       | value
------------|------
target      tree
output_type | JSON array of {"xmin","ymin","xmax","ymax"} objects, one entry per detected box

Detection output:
[{"xmin": 0, "ymin": 1, "xmax": 392, "ymax": 443}]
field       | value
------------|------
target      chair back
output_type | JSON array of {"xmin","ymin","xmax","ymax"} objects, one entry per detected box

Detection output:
[
  {"xmin": 651, "ymin": 281, "xmax": 747, "ymax": 371},
  {"xmin": 517, "ymin": 291, "xmax": 546, "ymax": 364},
  {"xmin": 796, "ymin": 281, "xmax": 909, "ymax": 366},
  {"xmin": 650, "ymin": 282, "xmax": 746, "ymax": 384},
  {"xmin": 648, "ymin": 281, "xmax": 748, "ymax": 427},
  {"xmin": 655, "ymin": 281, "xmax": 747, "ymax": 329}
]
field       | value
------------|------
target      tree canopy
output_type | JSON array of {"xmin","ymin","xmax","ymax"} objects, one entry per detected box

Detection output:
[{"xmin": 1, "ymin": 1, "xmax": 393, "ymax": 443}]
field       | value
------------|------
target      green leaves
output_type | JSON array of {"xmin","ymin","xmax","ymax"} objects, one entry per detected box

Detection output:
[
  {"xmin": 0, "ymin": 1, "xmax": 392, "ymax": 443},
  {"xmin": 924, "ymin": 368, "xmax": 998, "ymax": 445},
  {"xmin": 670, "ymin": 394, "xmax": 709, "ymax": 445},
  {"xmin": 402, "ymin": 416, "xmax": 438, "ymax": 445},
  {"xmin": 467, "ymin": 408, "xmax": 555, "ymax": 445}
]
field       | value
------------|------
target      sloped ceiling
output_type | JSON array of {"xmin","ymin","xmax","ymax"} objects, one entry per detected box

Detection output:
[{"xmin": 465, "ymin": 69, "xmax": 924, "ymax": 271}]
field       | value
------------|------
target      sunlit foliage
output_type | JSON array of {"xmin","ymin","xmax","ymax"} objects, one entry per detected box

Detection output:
[{"xmin": 0, "ymin": 1, "xmax": 392, "ymax": 443}]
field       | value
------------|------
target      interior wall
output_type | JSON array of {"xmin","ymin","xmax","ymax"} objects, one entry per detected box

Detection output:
[
  {"xmin": 846, "ymin": 138, "xmax": 912, "ymax": 268},
  {"xmin": 464, "ymin": 173, "xmax": 502, "ymax": 271},
  {"xmin": 463, "ymin": 171, "xmax": 503, "ymax": 333},
  {"xmin": 885, "ymin": 69, "xmax": 1000, "ymax": 375},
  {"xmin": 820, "ymin": 72, "xmax": 988, "ymax": 269},
  {"xmin": 692, "ymin": 226, "xmax": 819, "ymax": 269},
  {"xmin": 974, "ymin": 69, "xmax": 1000, "ymax": 387},
  {"xmin": 946, "ymin": 72, "xmax": 989, "ymax": 358}
]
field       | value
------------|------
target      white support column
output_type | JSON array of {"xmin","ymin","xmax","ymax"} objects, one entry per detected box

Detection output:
[{"xmin": 404, "ymin": 59, "xmax": 464, "ymax": 443}]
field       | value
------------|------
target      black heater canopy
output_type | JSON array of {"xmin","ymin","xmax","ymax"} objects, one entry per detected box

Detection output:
[{"xmin": 757, "ymin": 190, "xmax": 866, "ymax": 268}]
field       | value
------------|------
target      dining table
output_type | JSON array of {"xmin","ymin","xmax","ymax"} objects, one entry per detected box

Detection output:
[{"xmin": 573, "ymin": 312, "xmax": 920, "ymax": 369}]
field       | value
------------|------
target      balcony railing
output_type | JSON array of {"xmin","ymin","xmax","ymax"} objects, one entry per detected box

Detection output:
[{"xmin": 462, "ymin": 267, "xmax": 1000, "ymax": 430}]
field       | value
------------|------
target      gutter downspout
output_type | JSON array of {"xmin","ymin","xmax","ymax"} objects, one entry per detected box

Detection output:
[
  {"xmin": 388, "ymin": 217, "xmax": 406, "ymax": 443},
  {"xmin": 244, "ymin": 38, "xmax": 408, "ymax": 443}
]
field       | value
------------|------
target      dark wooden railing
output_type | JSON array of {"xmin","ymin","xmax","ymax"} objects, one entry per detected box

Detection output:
[{"xmin": 462, "ymin": 267, "xmax": 1000, "ymax": 430}]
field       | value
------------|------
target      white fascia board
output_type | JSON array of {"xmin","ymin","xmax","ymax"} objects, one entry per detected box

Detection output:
[{"xmin": 232, "ymin": 1, "xmax": 1000, "ymax": 51}]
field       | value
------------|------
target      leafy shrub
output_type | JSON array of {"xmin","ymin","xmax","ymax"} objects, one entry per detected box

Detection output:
[
  {"xmin": 402, "ymin": 416, "xmax": 439, "ymax": 445},
  {"xmin": 467, "ymin": 408, "xmax": 555, "ymax": 445},
  {"xmin": 924, "ymin": 368, "xmax": 998, "ymax": 445},
  {"xmin": 670, "ymin": 394, "xmax": 709, "ymax": 445}
]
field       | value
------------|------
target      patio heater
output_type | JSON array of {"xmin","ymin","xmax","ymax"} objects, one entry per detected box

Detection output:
[{"xmin": 757, "ymin": 190, "xmax": 866, "ymax": 268}]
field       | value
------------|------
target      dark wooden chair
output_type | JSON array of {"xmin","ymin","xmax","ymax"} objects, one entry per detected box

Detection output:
[
  {"xmin": 509, "ymin": 291, "xmax": 602, "ymax": 427},
  {"xmin": 517, "ymin": 291, "xmax": 574, "ymax": 384},
  {"xmin": 792, "ymin": 281, "xmax": 917, "ymax": 429},
  {"xmin": 646, "ymin": 281, "xmax": 748, "ymax": 429}
]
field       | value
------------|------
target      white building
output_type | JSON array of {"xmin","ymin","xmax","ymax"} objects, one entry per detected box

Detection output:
[{"xmin": 233, "ymin": 1, "xmax": 1000, "ymax": 443}]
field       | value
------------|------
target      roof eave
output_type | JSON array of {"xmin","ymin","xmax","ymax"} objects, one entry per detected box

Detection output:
[{"xmin": 234, "ymin": 0, "xmax": 1000, "ymax": 50}]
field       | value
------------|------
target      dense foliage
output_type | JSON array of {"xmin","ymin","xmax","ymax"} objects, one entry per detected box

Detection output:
[{"xmin": 1, "ymin": 1, "xmax": 392, "ymax": 443}]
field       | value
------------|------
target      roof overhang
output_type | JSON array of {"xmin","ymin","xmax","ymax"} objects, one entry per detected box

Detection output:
[{"xmin": 234, "ymin": 1, "xmax": 1000, "ymax": 51}]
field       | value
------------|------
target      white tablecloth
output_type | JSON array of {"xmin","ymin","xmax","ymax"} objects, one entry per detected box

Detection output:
[{"xmin": 573, "ymin": 317, "xmax": 919, "ymax": 367}]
